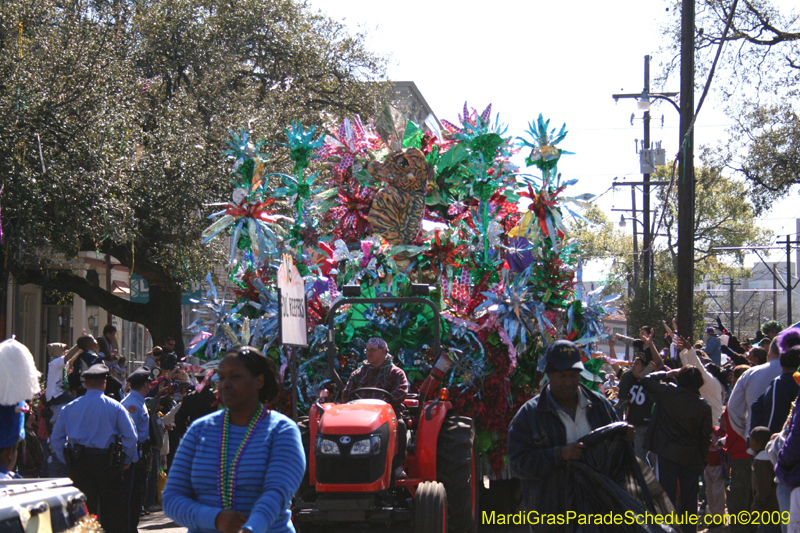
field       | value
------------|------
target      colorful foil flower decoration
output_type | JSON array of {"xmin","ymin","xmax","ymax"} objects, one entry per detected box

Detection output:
[
  {"xmin": 517, "ymin": 114, "xmax": 572, "ymax": 172},
  {"xmin": 316, "ymin": 117, "xmax": 383, "ymax": 178},
  {"xmin": 566, "ymin": 285, "xmax": 621, "ymax": 347},
  {"xmin": 222, "ymin": 128, "xmax": 269, "ymax": 171},
  {"xmin": 201, "ymin": 197, "xmax": 289, "ymax": 262},
  {"xmin": 245, "ymin": 278, "xmax": 282, "ymax": 351},
  {"xmin": 513, "ymin": 180, "xmax": 565, "ymax": 244},
  {"xmin": 421, "ymin": 229, "xmax": 471, "ymax": 277},
  {"xmin": 474, "ymin": 270, "xmax": 539, "ymax": 348},
  {"xmin": 440, "ymin": 102, "xmax": 494, "ymax": 137},
  {"xmin": 278, "ymin": 121, "xmax": 325, "ymax": 174},
  {"xmin": 324, "ymin": 183, "xmax": 375, "ymax": 243},
  {"xmin": 269, "ymin": 170, "xmax": 324, "ymax": 230},
  {"xmin": 187, "ymin": 274, "xmax": 247, "ymax": 359}
]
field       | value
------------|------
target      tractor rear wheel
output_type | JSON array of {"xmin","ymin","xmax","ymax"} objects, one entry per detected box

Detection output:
[
  {"xmin": 415, "ymin": 481, "xmax": 447, "ymax": 533},
  {"xmin": 436, "ymin": 415, "xmax": 478, "ymax": 533}
]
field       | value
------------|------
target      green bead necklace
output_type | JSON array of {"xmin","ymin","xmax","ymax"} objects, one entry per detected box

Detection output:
[{"xmin": 218, "ymin": 404, "xmax": 268, "ymax": 510}]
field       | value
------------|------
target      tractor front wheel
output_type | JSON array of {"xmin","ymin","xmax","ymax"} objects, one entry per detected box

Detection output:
[
  {"xmin": 415, "ymin": 481, "xmax": 447, "ymax": 533},
  {"xmin": 437, "ymin": 415, "xmax": 478, "ymax": 533}
]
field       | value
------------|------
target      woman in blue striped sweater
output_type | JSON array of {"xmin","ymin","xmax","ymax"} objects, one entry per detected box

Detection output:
[{"xmin": 163, "ymin": 346, "xmax": 305, "ymax": 533}]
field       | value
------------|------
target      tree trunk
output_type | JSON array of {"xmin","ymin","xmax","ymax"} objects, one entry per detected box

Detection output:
[
  {"xmin": 145, "ymin": 284, "xmax": 185, "ymax": 355},
  {"xmin": 13, "ymin": 264, "xmax": 186, "ymax": 356}
]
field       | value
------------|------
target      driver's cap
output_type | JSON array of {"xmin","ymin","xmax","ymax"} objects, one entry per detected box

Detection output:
[{"xmin": 544, "ymin": 340, "xmax": 584, "ymax": 374}]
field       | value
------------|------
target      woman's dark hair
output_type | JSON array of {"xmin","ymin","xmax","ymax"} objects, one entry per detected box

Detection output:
[
  {"xmin": 718, "ymin": 367, "xmax": 732, "ymax": 387},
  {"xmin": 76, "ymin": 335, "xmax": 96, "ymax": 350},
  {"xmin": 704, "ymin": 362, "xmax": 724, "ymax": 390},
  {"xmin": 676, "ymin": 365, "xmax": 705, "ymax": 392},
  {"xmin": 749, "ymin": 347, "xmax": 768, "ymax": 365},
  {"xmin": 224, "ymin": 346, "xmax": 280, "ymax": 402}
]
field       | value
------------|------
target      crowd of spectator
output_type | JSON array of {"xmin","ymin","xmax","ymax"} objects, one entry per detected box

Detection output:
[
  {"xmin": 13, "ymin": 329, "xmax": 217, "ymax": 532},
  {"xmin": 515, "ymin": 317, "xmax": 800, "ymax": 533},
  {"xmin": 9, "ymin": 316, "xmax": 800, "ymax": 533}
]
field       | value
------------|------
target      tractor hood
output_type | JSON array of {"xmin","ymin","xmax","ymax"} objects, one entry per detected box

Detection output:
[{"xmin": 319, "ymin": 400, "xmax": 396, "ymax": 435}]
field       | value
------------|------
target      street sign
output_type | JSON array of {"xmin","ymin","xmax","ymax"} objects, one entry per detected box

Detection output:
[
  {"xmin": 277, "ymin": 255, "xmax": 308, "ymax": 347},
  {"xmin": 182, "ymin": 281, "xmax": 202, "ymax": 305},
  {"xmin": 130, "ymin": 274, "xmax": 149, "ymax": 303},
  {"xmin": 130, "ymin": 275, "xmax": 202, "ymax": 305}
]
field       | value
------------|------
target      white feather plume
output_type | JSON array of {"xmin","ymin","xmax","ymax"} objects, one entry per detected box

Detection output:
[{"xmin": 0, "ymin": 338, "xmax": 41, "ymax": 405}]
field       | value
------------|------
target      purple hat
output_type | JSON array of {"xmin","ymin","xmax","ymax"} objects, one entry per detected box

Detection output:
[
  {"xmin": 706, "ymin": 327, "xmax": 715, "ymax": 334},
  {"xmin": 777, "ymin": 328, "xmax": 800, "ymax": 354},
  {"xmin": 366, "ymin": 337, "xmax": 388, "ymax": 351}
]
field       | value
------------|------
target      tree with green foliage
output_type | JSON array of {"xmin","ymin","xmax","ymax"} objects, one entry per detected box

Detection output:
[
  {"xmin": 659, "ymin": 0, "xmax": 800, "ymax": 212},
  {"xmin": 625, "ymin": 252, "xmax": 708, "ymax": 341},
  {"xmin": 0, "ymin": 0, "xmax": 387, "ymax": 349},
  {"xmin": 570, "ymin": 157, "xmax": 768, "ymax": 339},
  {"xmin": 652, "ymin": 154, "xmax": 771, "ymax": 281}
]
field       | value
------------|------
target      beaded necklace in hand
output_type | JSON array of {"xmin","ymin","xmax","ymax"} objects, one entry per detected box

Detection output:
[{"xmin": 218, "ymin": 404, "xmax": 268, "ymax": 510}]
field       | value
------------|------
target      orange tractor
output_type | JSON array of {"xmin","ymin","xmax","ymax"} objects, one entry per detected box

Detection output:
[{"xmin": 293, "ymin": 291, "xmax": 480, "ymax": 533}]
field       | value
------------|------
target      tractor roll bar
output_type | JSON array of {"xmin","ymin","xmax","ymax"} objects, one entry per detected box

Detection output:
[{"xmin": 325, "ymin": 297, "xmax": 441, "ymax": 393}]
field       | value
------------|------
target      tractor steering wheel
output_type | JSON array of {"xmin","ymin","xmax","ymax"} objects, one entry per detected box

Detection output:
[{"xmin": 349, "ymin": 387, "xmax": 394, "ymax": 402}]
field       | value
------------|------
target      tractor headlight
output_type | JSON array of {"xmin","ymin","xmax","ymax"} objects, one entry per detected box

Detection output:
[
  {"xmin": 350, "ymin": 435, "xmax": 381, "ymax": 456},
  {"xmin": 315, "ymin": 437, "xmax": 340, "ymax": 456}
]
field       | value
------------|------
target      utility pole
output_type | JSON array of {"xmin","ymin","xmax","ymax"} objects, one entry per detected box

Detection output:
[
  {"xmin": 642, "ymin": 55, "xmax": 652, "ymax": 292},
  {"xmin": 612, "ymin": 58, "xmax": 676, "ymax": 304},
  {"xmin": 676, "ymin": 0, "xmax": 696, "ymax": 339},
  {"xmin": 631, "ymin": 187, "xmax": 639, "ymax": 288},
  {"xmin": 780, "ymin": 236, "xmax": 796, "ymax": 324},
  {"xmin": 726, "ymin": 278, "xmax": 741, "ymax": 335},
  {"xmin": 774, "ymin": 273, "xmax": 778, "ymax": 320}
]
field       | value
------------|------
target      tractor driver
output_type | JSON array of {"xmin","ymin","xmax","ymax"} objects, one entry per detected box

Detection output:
[
  {"xmin": 343, "ymin": 337, "xmax": 409, "ymax": 478},
  {"xmin": 343, "ymin": 337, "xmax": 409, "ymax": 406}
]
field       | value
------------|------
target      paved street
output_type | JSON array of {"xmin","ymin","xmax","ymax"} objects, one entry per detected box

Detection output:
[
  {"xmin": 138, "ymin": 510, "xmax": 723, "ymax": 533},
  {"xmin": 138, "ymin": 511, "xmax": 529, "ymax": 532},
  {"xmin": 138, "ymin": 511, "xmax": 185, "ymax": 533}
]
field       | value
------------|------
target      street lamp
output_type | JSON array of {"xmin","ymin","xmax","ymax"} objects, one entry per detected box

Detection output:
[
  {"xmin": 755, "ymin": 298, "xmax": 774, "ymax": 330},
  {"xmin": 619, "ymin": 215, "xmax": 645, "ymax": 230},
  {"xmin": 619, "ymin": 215, "xmax": 644, "ymax": 288},
  {"xmin": 637, "ymin": 90, "xmax": 651, "ymax": 111},
  {"xmin": 613, "ymin": 90, "xmax": 680, "ymax": 115}
]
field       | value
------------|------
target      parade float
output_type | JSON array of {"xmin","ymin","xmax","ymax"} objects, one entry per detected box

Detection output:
[{"xmin": 189, "ymin": 103, "xmax": 619, "ymax": 477}]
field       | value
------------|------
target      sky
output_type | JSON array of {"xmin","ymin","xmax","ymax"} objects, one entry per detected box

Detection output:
[{"xmin": 307, "ymin": 0, "xmax": 800, "ymax": 280}]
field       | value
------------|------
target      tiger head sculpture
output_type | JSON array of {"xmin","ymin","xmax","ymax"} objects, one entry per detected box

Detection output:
[
  {"xmin": 367, "ymin": 147, "xmax": 433, "ymax": 193},
  {"xmin": 367, "ymin": 147, "xmax": 432, "ymax": 244}
]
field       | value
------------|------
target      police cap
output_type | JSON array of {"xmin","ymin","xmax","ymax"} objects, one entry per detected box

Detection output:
[
  {"xmin": 127, "ymin": 367, "xmax": 151, "ymax": 387},
  {"xmin": 82, "ymin": 362, "xmax": 110, "ymax": 378}
]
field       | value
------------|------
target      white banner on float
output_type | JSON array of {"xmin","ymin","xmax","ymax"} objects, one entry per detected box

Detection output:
[{"xmin": 277, "ymin": 254, "xmax": 308, "ymax": 347}]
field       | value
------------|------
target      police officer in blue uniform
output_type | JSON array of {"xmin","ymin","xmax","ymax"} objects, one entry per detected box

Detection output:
[
  {"xmin": 51, "ymin": 363, "xmax": 138, "ymax": 533},
  {"xmin": 121, "ymin": 367, "xmax": 151, "ymax": 532}
]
